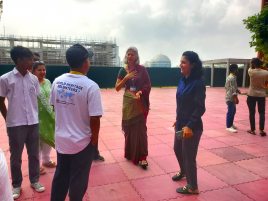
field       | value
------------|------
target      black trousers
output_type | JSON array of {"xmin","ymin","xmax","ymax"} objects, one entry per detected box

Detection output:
[
  {"xmin": 50, "ymin": 143, "xmax": 95, "ymax": 201},
  {"xmin": 7, "ymin": 124, "xmax": 40, "ymax": 188},
  {"xmin": 174, "ymin": 129, "xmax": 202, "ymax": 189},
  {"xmin": 247, "ymin": 96, "xmax": 266, "ymax": 131}
]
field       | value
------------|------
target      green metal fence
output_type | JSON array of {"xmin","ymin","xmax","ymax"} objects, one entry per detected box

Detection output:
[{"xmin": 0, "ymin": 64, "xmax": 246, "ymax": 88}]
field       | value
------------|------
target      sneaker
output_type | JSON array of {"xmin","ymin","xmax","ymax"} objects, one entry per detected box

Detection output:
[
  {"xmin": 12, "ymin": 187, "xmax": 21, "ymax": 200},
  {"xmin": 232, "ymin": 125, "xmax": 238, "ymax": 129},
  {"xmin": 226, "ymin": 127, "xmax": 237, "ymax": 133},
  {"xmin": 31, "ymin": 182, "xmax": 45, "ymax": 193},
  {"xmin": 94, "ymin": 155, "xmax": 105, "ymax": 161}
]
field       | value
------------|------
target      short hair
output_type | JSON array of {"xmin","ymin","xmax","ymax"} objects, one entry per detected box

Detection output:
[
  {"xmin": 33, "ymin": 52, "xmax": 40, "ymax": 61},
  {"xmin": 32, "ymin": 60, "xmax": 45, "ymax": 72},
  {"xmin": 123, "ymin": 46, "xmax": 140, "ymax": 65},
  {"xmin": 229, "ymin": 64, "xmax": 238, "ymax": 73},
  {"xmin": 66, "ymin": 44, "xmax": 93, "ymax": 68},
  {"xmin": 10, "ymin": 46, "xmax": 33, "ymax": 64},
  {"xmin": 182, "ymin": 51, "xmax": 203, "ymax": 79},
  {"xmin": 251, "ymin": 58, "xmax": 263, "ymax": 69}
]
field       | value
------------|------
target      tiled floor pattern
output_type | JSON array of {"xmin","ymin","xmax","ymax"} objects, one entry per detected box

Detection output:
[{"xmin": 0, "ymin": 87, "xmax": 268, "ymax": 201}]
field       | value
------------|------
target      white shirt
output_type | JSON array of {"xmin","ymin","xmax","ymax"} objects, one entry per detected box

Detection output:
[
  {"xmin": 0, "ymin": 149, "xmax": 13, "ymax": 201},
  {"xmin": 50, "ymin": 73, "xmax": 103, "ymax": 154},
  {"xmin": 0, "ymin": 68, "xmax": 40, "ymax": 127}
]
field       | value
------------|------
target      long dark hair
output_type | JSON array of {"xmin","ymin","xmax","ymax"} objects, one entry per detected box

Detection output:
[{"xmin": 182, "ymin": 51, "xmax": 203, "ymax": 79}]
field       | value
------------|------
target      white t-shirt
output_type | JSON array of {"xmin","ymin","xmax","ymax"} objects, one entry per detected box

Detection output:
[
  {"xmin": 0, "ymin": 68, "xmax": 40, "ymax": 127},
  {"xmin": 0, "ymin": 149, "xmax": 13, "ymax": 201},
  {"xmin": 50, "ymin": 73, "xmax": 103, "ymax": 154}
]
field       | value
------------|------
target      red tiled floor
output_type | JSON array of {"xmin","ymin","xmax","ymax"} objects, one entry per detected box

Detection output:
[
  {"xmin": 1, "ymin": 88, "xmax": 268, "ymax": 201},
  {"xmin": 204, "ymin": 163, "xmax": 261, "ymax": 185},
  {"xmin": 235, "ymin": 143, "xmax": 268, "ymax": 157},
  {"xmin": 131, "ymin": 175, "xmax": 180, "ymax": 201},
  {"xmin": 197, "ymin": 168, "xmax": 228, "ymax": 192},
  {"xmin": 118, "ymin": 158, "xmax": 165, "ymax": 180},
  {"xmin": 234, "ymin": 179, "xmax": 268, "ymax": 201},
  {"xmin": 150, "ymin": 154, "xmax": 179, "ymax": 173},
  {"xmin": 199, "ymin": 138, "xmax": 229, "ymax": 149},
  {"xmin": 197, "ymin": 150, "xmax": 228, "ymax": 167},
  {"xmin": 210, "ymin": 146, "xmax": 255, "ymax": 162},
  {"xmin": 198, "ymin": 187, "xmax": 253, "ymax": 201},
  {"xmin": 89, "ymin": 163, "xmax": 128, "ymax": 187},
  {"xmin": 235, "ymin": 158, "xmax": 268, "ymax": 178},
  {"xmin": 88, "ymin": 182, "xmax": 142, "ymax": 201},
  {"xmin": 148, "ymin": 144, "xmax": 174, "ymax": 157}
]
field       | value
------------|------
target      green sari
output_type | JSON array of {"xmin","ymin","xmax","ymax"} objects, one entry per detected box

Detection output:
[{"xmin": 38, "ymin": 79, "xmax": 55, "ymax": 148}]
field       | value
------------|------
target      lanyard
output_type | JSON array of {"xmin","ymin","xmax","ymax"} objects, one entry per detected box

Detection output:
[{"xmin": 69, "ymin": 71, "xmax": 84, "ymax": 75}]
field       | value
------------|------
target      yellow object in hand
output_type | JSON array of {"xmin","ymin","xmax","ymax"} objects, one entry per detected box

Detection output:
[{"xmin": 182, "ymin": 127, "xmax": 193, "ymax": 138}]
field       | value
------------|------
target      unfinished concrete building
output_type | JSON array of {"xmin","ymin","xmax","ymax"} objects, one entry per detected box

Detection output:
[{"xmin": 0, "ymin": 35, "xmax": 120, "ymax": 66}]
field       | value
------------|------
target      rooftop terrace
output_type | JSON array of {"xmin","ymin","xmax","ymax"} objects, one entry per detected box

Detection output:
[{"xmin": 0, "ymin": 87, "xmax": 268, "ymax": 201}]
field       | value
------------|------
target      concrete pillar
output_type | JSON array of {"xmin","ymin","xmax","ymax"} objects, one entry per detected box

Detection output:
[{"xmin": 211, "ymin": 63, "xmax": 214, "ymax": 87}]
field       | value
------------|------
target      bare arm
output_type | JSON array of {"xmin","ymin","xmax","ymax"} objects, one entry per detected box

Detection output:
[
  {"xmin": 90, "ymin": 116, "xmax": 102, "ymax": 146},
  {"xmin": 0, "ymin": 97, "xmax": 7, "ymax": 121}
]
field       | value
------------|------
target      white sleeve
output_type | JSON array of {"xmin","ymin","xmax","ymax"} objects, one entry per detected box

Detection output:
[
  {"xmin": 0, "ymin": 150, "xmax": 13, "ymax": 201},
  {"xmin": 0, "ymin": 77, "xmax": 7, "ymax": 97},
  {"xmin": 50, "ymin": 82, "xmax": 56, "ymax": 106},
  {"xmin": 87, "ymin": 85, "xmax": 103, "ymax": 117}
]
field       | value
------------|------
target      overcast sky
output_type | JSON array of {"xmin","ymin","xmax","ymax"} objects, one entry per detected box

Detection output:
[{"xmin": 0, "ymin": 0, "xmax": 261, "ymax": 66}]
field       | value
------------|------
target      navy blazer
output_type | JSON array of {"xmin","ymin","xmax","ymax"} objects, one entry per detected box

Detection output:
[{"xmin": 176, "ymin": 76, "xmax": 206, "ymax": 131}]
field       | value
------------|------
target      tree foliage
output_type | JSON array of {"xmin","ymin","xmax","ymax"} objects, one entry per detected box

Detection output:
[{"xmin": 243, "ymin": 6, "xmax": 268, "ymax": 61}]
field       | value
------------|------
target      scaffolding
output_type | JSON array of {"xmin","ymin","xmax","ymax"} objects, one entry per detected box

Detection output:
[{"xmin": 0, "ymin": 35, "xmax": 120, "ymax": 66}]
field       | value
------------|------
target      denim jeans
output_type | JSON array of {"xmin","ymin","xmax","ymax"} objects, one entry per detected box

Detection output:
[{"xmin": 226, "ymin": 101, "xmax": 236, "ymax": 128}]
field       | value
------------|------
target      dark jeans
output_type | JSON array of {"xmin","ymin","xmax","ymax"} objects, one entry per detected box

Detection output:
[
  {"xmin": 174, "ymin": 129, "xmax": 202, "ymax": 189},
  {"xmin": 7, "ymin": 124, "xmax": 40, "ymax": 188},
  {"xmin": 50, "ymin": 143, "xmax": 95, "ymax": 201},
  {"xmin": 226, "ymin": 101, "xmax": 236, "ymax": 128},
  {"xmin": 247, "ymin": 96, "xmax": 266, "ymax": 131}
]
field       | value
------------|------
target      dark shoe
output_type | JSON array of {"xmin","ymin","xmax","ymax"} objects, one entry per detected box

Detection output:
[
  {"xmin": 176, "ymin": 185, "xmax": 199, "ymax": 194},
  {"xmin": 247, "ymin": 130, "xmax": 256, "ymax": 135},
  {"xmin": 260, "ymin": 130, "xmax": 267, "ymax": 137},
  {"xmin": 172, "ymin": 172, "xmax": 185, "ymax": 181},
  {"xmin": 138, "ymin": 160, "xmax": 148, "ymax": 170},
  {"xmin": 94, "ymin": 155, "xmax": 105, "ymax": 161}
]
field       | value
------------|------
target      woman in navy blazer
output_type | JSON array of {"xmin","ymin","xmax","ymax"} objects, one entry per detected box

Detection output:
[{"xmin": 172, "ymin": 51, "xmax": 206, "ymax": 194}]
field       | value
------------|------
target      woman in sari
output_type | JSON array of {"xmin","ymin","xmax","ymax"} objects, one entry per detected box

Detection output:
[
  {"xmin": 32, "ymin": 61, "xmax": 56, "ymax": 174},
  {"xmin": 115, "ymin": 47, "xmax": 151, "ymax": 169}
]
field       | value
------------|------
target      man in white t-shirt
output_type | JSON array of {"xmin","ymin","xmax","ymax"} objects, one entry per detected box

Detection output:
[
  {"xmin": 50, "ymin": 44, "xmax": 103, "ymax": 201},
  {"xmin": 0, "ymin": 46, "xmax": 45, "ymax": 200}
]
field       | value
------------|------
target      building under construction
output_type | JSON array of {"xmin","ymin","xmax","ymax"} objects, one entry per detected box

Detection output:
[{"xmin": 0, "ymin": 35, "xmax": 120, "ymax": 67}]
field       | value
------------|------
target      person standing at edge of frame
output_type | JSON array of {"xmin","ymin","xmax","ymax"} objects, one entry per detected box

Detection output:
[{"xmin": 0, "ymin": 46, "xmax": 45, "ymax": 200}]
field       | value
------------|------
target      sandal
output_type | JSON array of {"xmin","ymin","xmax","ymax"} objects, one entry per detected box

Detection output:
[
  {"xmin": 40, "ymin": 166, "xmax": 46, "ymax": 175},
  {"xmin": 260, "ymin": 130, "xmax": 267, "ymax": 137},
  {"xmin": 176, "ymin": 185, "xmax": 199, "ymax": 194},
  {"xmin": 43, "ymin": 160, "xmax": 56, "ymax": 168},
  {"xmin": 172, "ymin": 172, "xmax": 185, "ymax": 181},
  {"xmin": 247, "ymin": 130, "xmax": 256, "ymax": 135},
  {"xmin": 139, "ymin": 160, "xmax": 148, "ymax": 170}
]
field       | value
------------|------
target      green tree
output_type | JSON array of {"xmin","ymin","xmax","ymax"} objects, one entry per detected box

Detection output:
[{"xmin": 243, "ymin": 6, "xmax": 268, "ymax": 64}]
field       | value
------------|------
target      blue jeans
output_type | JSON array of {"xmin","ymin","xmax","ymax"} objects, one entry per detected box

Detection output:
[{"xmin": 226, "ymin": 101, "xmax": 236, "ymax": 128}]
